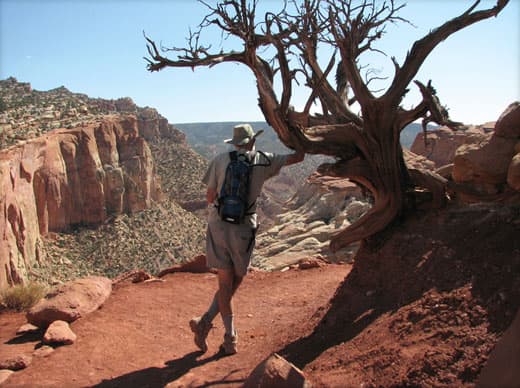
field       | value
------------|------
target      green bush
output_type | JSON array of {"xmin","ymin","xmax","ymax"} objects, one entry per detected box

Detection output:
[{"xmin": 0, "ymin": 282, "xmax": 47, "ymax": 311}]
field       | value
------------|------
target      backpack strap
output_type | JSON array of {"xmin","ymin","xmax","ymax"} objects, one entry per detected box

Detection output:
[{"xmin": 251, "ymin": 150, "xmax": 272, "ymax": 167}]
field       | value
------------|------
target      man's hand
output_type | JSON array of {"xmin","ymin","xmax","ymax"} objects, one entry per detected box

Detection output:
[{"xmin": 207, "ymin": 187, "xmax": 218, "ymax": 204}]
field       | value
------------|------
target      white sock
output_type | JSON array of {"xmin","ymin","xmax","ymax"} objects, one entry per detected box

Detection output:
[{"xmin": 221, "ymin": 313, "xmax": 235, "ymax": 336}]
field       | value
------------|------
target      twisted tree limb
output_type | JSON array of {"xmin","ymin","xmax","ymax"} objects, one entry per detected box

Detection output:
[{"xmin": 144, "ymin": 0, "xmax": 510, "ymax": 250}]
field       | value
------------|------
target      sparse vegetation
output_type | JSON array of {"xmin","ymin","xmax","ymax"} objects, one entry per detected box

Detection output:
[
  {"xmin": 0, "ymin": 97, "xmax": 7, "ymax": 112},
  {"xmin": 0, "ymin": 282, "xmax": 47, "ymax": 311}
]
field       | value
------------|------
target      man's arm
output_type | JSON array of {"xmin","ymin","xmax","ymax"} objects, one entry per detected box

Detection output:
[{"xmin": 207, "ymin": 186, "xmax": 218, "ymax": 204}]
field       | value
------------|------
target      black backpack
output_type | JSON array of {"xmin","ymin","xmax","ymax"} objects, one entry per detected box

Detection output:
[{"xmin": 218, "ymin": 151, "xmax": 253, "ymax": 224}]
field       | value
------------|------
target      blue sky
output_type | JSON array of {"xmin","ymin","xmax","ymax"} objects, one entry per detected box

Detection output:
[{"xmin": 1, "ymin": 0, "xmax": 518, "ymax": 125}]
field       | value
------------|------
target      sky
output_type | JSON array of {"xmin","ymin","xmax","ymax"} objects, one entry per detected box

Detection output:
[{"xmin": 0, "ymin": 0, "xmax": 518, "ymax": 125}]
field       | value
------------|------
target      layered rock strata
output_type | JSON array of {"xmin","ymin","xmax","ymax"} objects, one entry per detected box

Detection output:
[
  {"xmin": 253, "ymin": 172, "xmax": 367, "ymax": 270},
  {"xmin": 0, "ymin": 115, "xmax": 161, "ymax": 288}
]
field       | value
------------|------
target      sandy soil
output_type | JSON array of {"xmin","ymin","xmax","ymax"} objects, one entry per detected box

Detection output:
[
  {"xmin": 0, "ymin": 264, "xmax": 350, "ymax": 387},
  {"xmin": 1, "ymin": 203, "xmax": 519, "ymax": 387}
]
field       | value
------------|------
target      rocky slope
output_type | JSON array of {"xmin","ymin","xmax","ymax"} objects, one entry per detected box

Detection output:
[
  {"xmin": 0, "ymin": 115, "xmax": 162, "ymax": 288},
  {"xmin": 0, "ymin": 78, "xmax": 208, "ymax": 289}
]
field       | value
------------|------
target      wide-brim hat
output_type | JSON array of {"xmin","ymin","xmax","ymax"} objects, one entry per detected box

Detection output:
[{"xmin": 224, "ymin": 123, "xmax": 264, "ymax": 145}]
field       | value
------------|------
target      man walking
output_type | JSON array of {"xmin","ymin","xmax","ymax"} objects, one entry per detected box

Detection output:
[{"xmin": 190, "ymin": 123, "xmax": 304, "ymax": 355}]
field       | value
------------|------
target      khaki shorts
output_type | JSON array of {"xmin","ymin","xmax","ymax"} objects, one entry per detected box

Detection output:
[{"xmin": 206, "ymin": 219, "xmax": 256, "ymax": 277}]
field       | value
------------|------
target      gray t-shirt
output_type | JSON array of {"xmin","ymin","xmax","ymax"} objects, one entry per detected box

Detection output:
[{"xmin": 202, "ymin": 148, "xmax": 288, "ymax": 228}]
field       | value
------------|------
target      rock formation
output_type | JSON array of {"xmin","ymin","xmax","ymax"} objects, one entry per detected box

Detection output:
[
  {"xmin": 411, "ymin": 102, "xmax": 520, "ymax": 203},
  {"xmin": 452, "ymin": 102, "xmax": 520, "ymax": 201},
  {"xmin": 0, "ymin": 115, "xmax": 161, "ymax": 289},
  {"xmin": 254, "ymin": 171, "xmax": 367, "ymax": 270},
  {"xmin": 244, "ymin": 353, "xmax": 312, "ymax": 388},
  {"xmin": 410, "ymin": 124, "xmax": 492, "ymax": 168}
]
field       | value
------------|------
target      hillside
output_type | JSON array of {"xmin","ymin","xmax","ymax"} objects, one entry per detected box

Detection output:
[
  {"xmin": 35, "ymin": 134, "xmax": 209, "ymax": 283},
  {"xmin": 175, "ymin": 121, "xmax": 427, "ymax": 155},
  {"xmin": 0, "ymin": 78, "xmax": 208, "ymax": 284},
  {"xmin": 1, "ymin": 202, "xmax": 518, "ymax": 387}
]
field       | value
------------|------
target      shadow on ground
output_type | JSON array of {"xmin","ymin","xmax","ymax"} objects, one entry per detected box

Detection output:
[
  {"xmin": 92, "ymin": 350, "xmax": 244, "ymax": 388},
  {"xmin": 279, "ymin": 205, "xmax": 520, "ymax": 376}
]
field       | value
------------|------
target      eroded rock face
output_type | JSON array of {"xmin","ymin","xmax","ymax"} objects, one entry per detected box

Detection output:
[
  {"xmin": 410, "ymin": 102, "xmax": 520, "ymax": 201},
  {"xmin": 410, "ymin": 125, "xmax": 490, "ymax": 168},
  {"xmin": 0, "ymin": 115, "xmax": 161, "ymax": 289},
  {"xmin": 254, "ymin": 172, "xmax": 366, "ymax": 270},
  {"xmin": 452, "ymin": 103, "xmax": 520, "ymax": 199}
]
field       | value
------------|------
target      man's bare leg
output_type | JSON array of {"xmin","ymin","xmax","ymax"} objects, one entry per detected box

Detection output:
[
  {"xmin": 217, "ymin": 268, "xmax": 242, "ymax": 326},
  {"xmin": 217, "ymin": 268, "xmax": 242, "ymax": 354},
  {"xmin": 190, "ymin": 268, "xmax": 242, "ymax": 353}
]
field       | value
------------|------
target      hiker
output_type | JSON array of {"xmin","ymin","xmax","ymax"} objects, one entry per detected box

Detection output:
[{"xmin": 190, "ymin": 123, "xmax": 304, "ymax": 355}]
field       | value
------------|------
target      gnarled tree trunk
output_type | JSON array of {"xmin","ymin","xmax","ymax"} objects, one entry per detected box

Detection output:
[{"xmin": 144, "ymin": 0, "xmax": 509, "ymax": 250}]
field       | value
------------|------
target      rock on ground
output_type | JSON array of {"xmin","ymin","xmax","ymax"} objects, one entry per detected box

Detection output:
[
  {"xmin": 43, "ymin": 320, "xmax": 77, "ymax": 345},
  {"xmin": 244, "ymin": 353, "xmax": 312, "ymax": 388},
  {"xmin": 26, "ymin": 276, "xmax": 112, "ymax": 327},
  {"xmin": 0, "ymin": 355, "xmax": 32, "ymax": 371}
]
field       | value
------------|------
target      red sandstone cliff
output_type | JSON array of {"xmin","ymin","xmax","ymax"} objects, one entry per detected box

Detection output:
[{"xmin": 0, "ymin": 115, "xmax": 161, "ymax": 288}]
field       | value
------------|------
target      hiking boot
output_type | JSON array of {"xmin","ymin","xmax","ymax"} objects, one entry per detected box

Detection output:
[
  {"xmin": 219, "ymin": 332, "xmax": 238, "ymax": 355},
  {"xmin": 189, "ymin": 316, "xmax": 212, "ymax": 353}
]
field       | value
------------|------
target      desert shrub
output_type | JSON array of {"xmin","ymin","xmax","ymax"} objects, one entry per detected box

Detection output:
[{"xmin": 0, "ymin": 282, "xmax": 47, "ymax": 311}]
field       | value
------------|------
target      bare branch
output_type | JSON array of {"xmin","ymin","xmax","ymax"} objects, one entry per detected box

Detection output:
[
  {"xmin": 145, "ymin": 1, "xmax": 509, "ymax": 248},
  {"xmin": 386, "ymin": 0, "xmax": 509, "ymax": 104},
  {"xmin": 415, "ymin": 80, "xmax": 466, "ymax": 131}
]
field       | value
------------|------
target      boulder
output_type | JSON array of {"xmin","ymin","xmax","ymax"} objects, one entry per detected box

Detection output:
[
  {"xmin": 452, "ymin": 133, "xmax": 515, "ymax": 186},
  {"xmin": 244, "ymin": 353, "xmax": 312, "ymax": 388},
  {"xmin": 507, "ymin": 152, "xmax": 520, "ymax": 191},
  {"xmin": 0, "ymin": 355, "xmax": 32, "ymax": 371},
  {"xmin": 26, "ymin": 276, "xmax": 112, "ymax": 327},
  {"xmin": 43, "ymin": 320, "xmax": 77, "ymax": 345},
  {"xmin": 476, "ymin": 309, "xmax": 520, "ymax": 388},
  {"xmin": 16, "ymin": 323, "xmax": 40, "ymax": 335},
  {"xmin": 494, "ymin": 101, "xmax": 520, "ymax": 139},
  {"xmin": 157, "ymin": 254, "xmax": 215, "ymax": 277},
  {"xmin": 33, "ymin": 345, "xmax": 55, "ymax": 358},
  {"xmin": 0, "ymin": 370, "xmax": 14, "ymax": 385},
  {"xmin": 410, "ymin": 126, "xmax": 488, "ymax": 168},
  {"xmin": 448, "ymin": 104, "xmax": 520, "ymax": 198}
]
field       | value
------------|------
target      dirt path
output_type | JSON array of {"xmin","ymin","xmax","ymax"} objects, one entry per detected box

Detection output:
[{"xmin": 0, "ymin": 264, "xmax": 350, "ymax": 387}]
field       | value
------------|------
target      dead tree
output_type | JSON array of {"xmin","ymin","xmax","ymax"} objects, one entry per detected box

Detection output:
[{"xmin": 145, "ymin": 0, "xmax": 509, "ymax": 252}]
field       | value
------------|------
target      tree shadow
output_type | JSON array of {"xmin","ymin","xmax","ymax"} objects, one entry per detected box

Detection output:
[
  {"xmin": 91, "ymin": 350, "xmax": 240, "ymax": 388},
  {"xmin": 279, "ymin": 205, "xmax": 520, "ymax": 370},
  {"xmin": 279, "ymin": 309, "xmax": 381, "ymax": 369}
]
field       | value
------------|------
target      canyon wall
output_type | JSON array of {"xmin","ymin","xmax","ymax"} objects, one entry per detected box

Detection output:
[{"xmin": 0, "ymin": 115, "xmax": 161, "ymax": 289}]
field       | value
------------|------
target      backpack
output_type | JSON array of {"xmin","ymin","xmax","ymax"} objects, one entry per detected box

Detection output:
[{"xmin": 218, "ymin": 151, "xmax": 253, "ymax": 224}]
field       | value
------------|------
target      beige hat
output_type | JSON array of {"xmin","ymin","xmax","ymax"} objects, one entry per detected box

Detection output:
[{"xmin": 224, "ymin": 124, "xmax": 264, "ymax": 145}]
